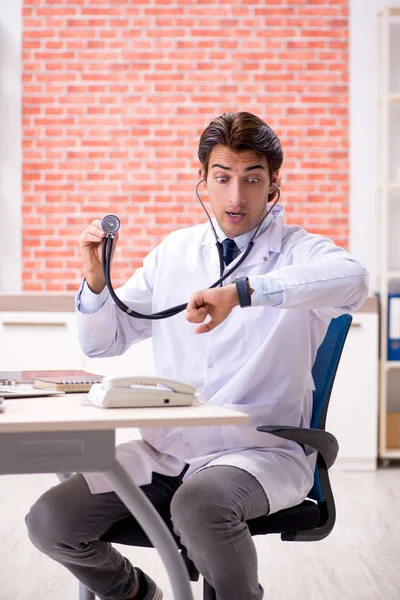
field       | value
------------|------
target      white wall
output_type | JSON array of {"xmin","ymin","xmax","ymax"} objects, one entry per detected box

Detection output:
[
  {"xmin": 349, "ymin": 0, "xmax": 400, "ymax": 290},
  {"xmin": 0, "ymin": 0, "xmax": 22, "ymax": 291}
]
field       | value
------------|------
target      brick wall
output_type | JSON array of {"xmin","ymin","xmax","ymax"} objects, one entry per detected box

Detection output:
[{"xmin": 22, "ymin": 0, "xmax": 349, "ymax": 291}]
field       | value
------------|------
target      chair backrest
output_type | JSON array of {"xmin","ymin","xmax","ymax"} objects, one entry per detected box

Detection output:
[{"xmin": 308, "ymin": 313, "xmax": 352, "ymax": 501}]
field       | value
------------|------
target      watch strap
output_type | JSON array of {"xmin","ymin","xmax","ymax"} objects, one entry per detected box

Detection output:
[{"xmin": 235, "ymin": 276, "xmax": 252, "ymax": 307}]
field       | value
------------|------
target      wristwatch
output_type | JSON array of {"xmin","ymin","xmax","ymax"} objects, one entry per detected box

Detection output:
[{"xmin": 234, "ymin": 276, "xmax": 252, "ymax": 307}]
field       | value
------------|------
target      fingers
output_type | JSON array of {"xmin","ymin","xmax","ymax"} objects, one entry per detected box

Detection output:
[
  {"xmin": 186, "ymin": 305, "xmax": 208, "ymax": 324},
  {"xmin": 186, "ymin": 295, "xmax": 226, "ymax": 334},
  {"xmin": 89, "ymin": 220, "xmax": 106, "ymax": 238},
  {"xmin": 195, "ymin": 320, "xmax": 216, "ymax": 334},
  {"xmin": 186, "ymin": 292, "xmax": 208, "ymax": 324},
  {"xmin": 80, "ymin": 232, "xmax": 104, "ymax": 245},
  {"xmin": 86, "ymin": 220, "xmax": 105, "ymax": 239},
  {"xmin": 80, "ymin": 220, "xmax": 104, "ymax": 244},
  {"xmin": 79, "ymin": 220, "xmax": 120, "ymax": 246}
]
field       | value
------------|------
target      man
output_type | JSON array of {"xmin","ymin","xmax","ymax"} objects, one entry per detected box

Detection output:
[{"xmin": 26, "ymin": 112, "xmax": 368, "ymax": 600}]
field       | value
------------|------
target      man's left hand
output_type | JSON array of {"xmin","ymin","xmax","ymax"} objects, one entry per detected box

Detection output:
[{"xmin": 186, "ymin": 284, "xmax": 240, "ymax": 334}]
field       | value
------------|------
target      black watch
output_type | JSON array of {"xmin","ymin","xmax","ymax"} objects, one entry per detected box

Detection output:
[{"xmin": 234, "ymin": 276, "xmax": 252, "ymax": 307}]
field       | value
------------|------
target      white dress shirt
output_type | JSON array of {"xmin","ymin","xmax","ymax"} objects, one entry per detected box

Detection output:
[{"xmin": 76, "ymin": 205, "xmax": 368, "ymax": 514}]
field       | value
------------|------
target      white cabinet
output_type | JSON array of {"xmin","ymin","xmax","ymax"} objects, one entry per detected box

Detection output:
[
  {"xmin": 326, "ymin": 311, "xmax": 379, "ymax": 470},
  {"xmin": 0, "ymin": 311, "xmax": 155, "ymax": 376},
  {"xmin": 84, "ymin": 338, "xmax": 154, "ymax": 377},
  {"xmin": 0, "ymin": 312, "xmax": 85, "ymax": 370}
]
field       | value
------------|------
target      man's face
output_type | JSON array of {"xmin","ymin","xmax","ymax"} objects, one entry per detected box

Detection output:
[{"xmin": 202, "ymin": 145, "xmax": 276, "ymax": 239}]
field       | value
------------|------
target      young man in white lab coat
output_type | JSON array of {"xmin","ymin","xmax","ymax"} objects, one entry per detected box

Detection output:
[{"xmin": 26, "ymin": 112, "xmax": 369, "ymax": 600}]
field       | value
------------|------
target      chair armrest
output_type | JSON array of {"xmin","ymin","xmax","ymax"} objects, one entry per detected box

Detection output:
[{"xmin": 256, "ymin": 426, "xmax": 338, "ymax": 469}]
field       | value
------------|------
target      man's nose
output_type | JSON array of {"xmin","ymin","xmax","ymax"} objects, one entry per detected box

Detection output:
[{"xmin": 229, "ymin": 183, "xmax": 245, "ymax": 208}]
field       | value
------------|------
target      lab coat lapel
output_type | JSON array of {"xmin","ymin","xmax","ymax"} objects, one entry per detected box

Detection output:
[
  {"xmin": 201, "ymin": 209, "xmax": 284, "ymax": 271},
  {"xmin": 201, "ymin": 227, "xmax": 221, "ymax": 267}
]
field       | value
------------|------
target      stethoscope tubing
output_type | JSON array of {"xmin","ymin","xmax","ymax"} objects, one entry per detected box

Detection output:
[{"xmin": 102, "ymin": 182, "xmax": 280, "ymax": 320}]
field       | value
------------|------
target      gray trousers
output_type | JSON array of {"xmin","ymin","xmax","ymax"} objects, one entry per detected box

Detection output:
[{"xmin": 26, "ymin": 465, "xmax": 269, "ymax": 600}]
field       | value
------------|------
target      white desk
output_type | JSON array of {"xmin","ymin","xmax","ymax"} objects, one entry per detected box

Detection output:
[{"xmin": 0, "ymin": 394, "xmax": 250, "ymax": 600}]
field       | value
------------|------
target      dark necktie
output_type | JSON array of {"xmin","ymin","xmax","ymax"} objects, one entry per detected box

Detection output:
[{"xmin": 222, "ymin": 238, "xmax": 237, "ymax": 266}]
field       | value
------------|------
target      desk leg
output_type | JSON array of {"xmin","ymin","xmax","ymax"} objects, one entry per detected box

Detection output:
[{"xmin": 104, "ymin": 459, "xmax": 194, "ymax": 600}]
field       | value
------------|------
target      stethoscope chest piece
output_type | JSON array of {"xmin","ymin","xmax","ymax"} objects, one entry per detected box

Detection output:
[{"xmin": 101, "ymin": 214, "xmax": 121, "ymax": 236}]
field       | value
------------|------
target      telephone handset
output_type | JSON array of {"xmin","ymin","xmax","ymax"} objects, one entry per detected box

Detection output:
[
  {"xmin": 87, "ymin": 374, "xmax": 198, "ymax": 409},
  {"xmin": 101, "ymin": 375, "xmax": 196, "ymax": 394}
]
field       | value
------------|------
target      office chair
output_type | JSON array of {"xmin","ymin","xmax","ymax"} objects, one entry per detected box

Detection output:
[{"xmin": 78, "ymin": 313, "xmax": 352, "ymax": 600}]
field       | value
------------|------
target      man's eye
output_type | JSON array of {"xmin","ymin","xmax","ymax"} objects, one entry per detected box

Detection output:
[
  {"xmin": 248, "ymin": 178, "xmax": 260, "ymax": 184},
  {"xmin": 216, "ymin": 177, "xmax": 229, "ymax": 183}
]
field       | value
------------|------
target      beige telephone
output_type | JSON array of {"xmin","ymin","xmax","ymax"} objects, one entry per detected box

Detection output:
[{"xmin": 87, "ymin": 375, "xmax": 198, "ymax": 408}]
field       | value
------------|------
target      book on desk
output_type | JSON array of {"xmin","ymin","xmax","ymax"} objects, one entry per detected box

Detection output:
[
  {"xmin": 33, "ymin": 374, "xmax": 103, "ymax": 393},
  {"xmin": 0, "ymin": 370, "xmax": 103, "ymax": 395}
]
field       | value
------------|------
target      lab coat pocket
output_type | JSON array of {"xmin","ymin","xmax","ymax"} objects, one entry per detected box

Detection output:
[{"xmin": 220, "ymin": 402, "xmax": 280, "ymax": 451}]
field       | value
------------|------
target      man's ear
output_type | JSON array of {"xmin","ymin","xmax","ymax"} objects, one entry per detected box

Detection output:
[
  {"xmin": 272, "ymin": 172, "xmax": 283, "ymax": 192},
  {"xmin": 270, "ymin": 170, "xmax": 280, "ymax": 190},
  {"xmin": 267, "ymin": 171, "xmax": 281, "ymax": 202},
  {"xmin": 199, "ymin": 168, "xmax": 208, "ymax": 189}
]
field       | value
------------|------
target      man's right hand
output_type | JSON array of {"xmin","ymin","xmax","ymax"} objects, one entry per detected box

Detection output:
[{"xmin": 79, "ymin": 219, "xmax": 119, "ymax": 294}]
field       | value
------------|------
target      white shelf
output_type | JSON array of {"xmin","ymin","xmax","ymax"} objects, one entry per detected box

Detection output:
[
  {"xmin": 375, "ymin": 184, "xmax": 400, "ymax": 192},
  {"xmin": 380, "ymin": 449, "xmax": 400, "ymax": 459},
  {"xmin": 377, "ymin": 7, "xmax": 400, "ymax": 17},
  {"xmin": 377, "ymin": 95, "xmax": 400, "ymax": 104},
  {"xmin": 385, "ymin": 361, "xmax": 400, "ymax": 370},
  {"xmin": 376, "ymin": 8, "xmax": 400, "ymax": 460}
]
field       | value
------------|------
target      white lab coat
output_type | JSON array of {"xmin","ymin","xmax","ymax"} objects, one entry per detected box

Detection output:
[{"xmin": 76, "ymin": 206, "xmax": 368, "ymax": 514}]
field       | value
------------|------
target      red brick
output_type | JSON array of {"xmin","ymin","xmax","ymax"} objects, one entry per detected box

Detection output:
[{"xmin": 22, "ymin": 0, "xmax": 350, "ymax": 291}]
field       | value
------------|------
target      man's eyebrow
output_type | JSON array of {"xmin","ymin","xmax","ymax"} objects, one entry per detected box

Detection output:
[
  {"xmin": 211, "ymin": 163, "xmax": 266, "ymax": 172},
  {"xmin": 211, "ymin": 163, "xmax": 232, "ymax": 171},
  {"xmin": 245, "ymin": 165, "xmax": 265, "ymax": 172}
]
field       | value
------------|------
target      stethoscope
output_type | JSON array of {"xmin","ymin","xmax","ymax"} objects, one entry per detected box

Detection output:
[{"xmin": 100, "ymin": 181, "xmax": 281, "ymax": 320}]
